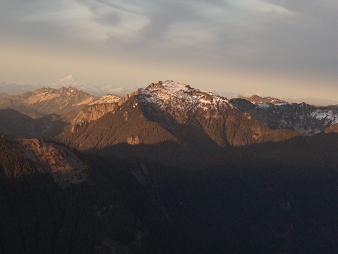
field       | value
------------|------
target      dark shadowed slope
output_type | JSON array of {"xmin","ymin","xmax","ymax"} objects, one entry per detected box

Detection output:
[
  {"xmin": 0, "ymin": 135, "xmax": 171, "ymax": 254},
  {"xmin": 1, "ymin": 133, "xmax": 338, "ymax": 253},
  {"xmin": 0, "ymin": 108, "xmax": 67, "ymax": 138}
]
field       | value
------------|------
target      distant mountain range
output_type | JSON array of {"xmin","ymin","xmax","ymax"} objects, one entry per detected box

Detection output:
[
  {"xmin": 2, "ymin": 75, "xmax": 337, "ymax": 105},
  {"xmin": 0, "ymin": 85, "xmax": 119, "ymax": 118},
  {"xmin": 0, "ymin": 80, "xmax": 337, "ymax": 144},
  {"xmin": 0, "ymin": 75, "xmax": 134, "ymax": 97}
]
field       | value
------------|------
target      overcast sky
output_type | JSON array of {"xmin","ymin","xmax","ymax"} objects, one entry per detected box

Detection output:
[{"xmin": 0, "ymin": 0, "xmax": 337, "ymax": 101}]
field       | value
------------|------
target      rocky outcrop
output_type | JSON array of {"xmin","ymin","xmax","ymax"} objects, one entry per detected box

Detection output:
[
  {"xmin": 20, "ymin": 139, "xmax": 87, "ymax": 187},
  {"xmin": 70, "ymin": 103, "xmax": 119, "ymax": 132},
  {"xmin": 0, "ymin": 135, "xmax": 86, "ymax": 187}
]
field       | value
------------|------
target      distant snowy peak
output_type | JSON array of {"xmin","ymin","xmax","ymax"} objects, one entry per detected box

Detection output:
[
  {"xmin": 242, "ymin": 95, "xmax": 287, "ymax": 106},
  {"xmin": 55, "ymin": 75, "xmax": 80, "ymax": 88},
  {"xmin": 138, "ymin": 80, "xmax": 233, "ymax": 112}
]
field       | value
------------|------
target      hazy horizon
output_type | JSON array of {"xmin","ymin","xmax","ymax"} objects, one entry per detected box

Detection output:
[
  {"xmin": 1, "ymin": 74, "xmax": 337, "ymax": 106},
  {"xmin": 1, "ymin": 0, "xmax": 337, "ymax": 102}
]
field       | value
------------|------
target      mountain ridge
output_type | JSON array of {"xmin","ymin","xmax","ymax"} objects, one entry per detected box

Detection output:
[
  {"xmin": 0, "ymin": 80, "xmax": 338, "ymax": 254},
  {"xmin": 1, "ymin": 80, "xmax": 337, "ymax": 144},
  {"xmin": 60, "ymin": 81, "xmax": 299, "ymax": 151}
]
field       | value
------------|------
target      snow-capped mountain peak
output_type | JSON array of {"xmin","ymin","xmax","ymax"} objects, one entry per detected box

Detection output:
[
  {"xmin": 135, "ymin": 80, "xmax": 235, "ymax": 125},
  {"xmin": 57, "ymin": 75, "xmax": 80, "ymax": 87},
  {"xmin": 139, "ymin": 80, "xmax": 233, "ymax": 111}
]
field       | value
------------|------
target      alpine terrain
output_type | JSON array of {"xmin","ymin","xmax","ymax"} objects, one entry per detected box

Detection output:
[{"xmin": 0, "ymin": 80, "xmax": 338, "ymax": 254}]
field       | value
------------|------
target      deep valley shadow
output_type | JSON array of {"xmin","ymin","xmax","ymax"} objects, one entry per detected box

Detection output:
[{"xmin": 1, "ymin": 133, "xmax": 338, "ymax": 253}]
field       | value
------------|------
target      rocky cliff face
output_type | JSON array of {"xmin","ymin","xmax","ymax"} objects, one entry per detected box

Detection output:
[
  {"xmin": 0, "ymin": 135, "xmax": 87, "ymax": 187},
  {"xmin": 70, "ymin": 103, "xmax": 119, "ymax": 132}
]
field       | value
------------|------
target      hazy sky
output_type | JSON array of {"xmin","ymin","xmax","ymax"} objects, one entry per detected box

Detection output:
[{"xmin": 0, "ymin": 0, "xmax": 337, "ymax": 101}]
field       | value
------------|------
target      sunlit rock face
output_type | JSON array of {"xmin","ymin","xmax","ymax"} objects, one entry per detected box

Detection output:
[{"xmin": 0, "ymin": 135, "xmax": 87, "ymax": 188}]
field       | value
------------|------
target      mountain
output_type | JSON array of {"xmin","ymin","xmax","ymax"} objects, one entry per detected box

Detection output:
[
  {"xmin": 231, "ymin": 98, "xmax": 338, "ymax": 135},
  {"xmin": 2, "ymin": 132, "xmax": 338, "ymax": 254},
  {"xmin": 60, "ymin": 81, "xmax": 298, "ymax": 152},
  {"xmin": 22, "ymin": 87, "xmax": 96, "ymax": 117},
  {"xmin": 285, "ymin": 96, "xmax": 338, "ymax": 106},
  {"xmin": 2, "ymin": 81, "xmax": 337, "ymax": 145},
  {"xmin": 50, "ymin": 75, "xmax": 133, "ymax": 96},
  {"xmin": 0, "ymin": 86, "xmax": 120, "ymax": 120},
  {"xmin": 0, "ymin": 108, "xmax": 66, "ymax": 138},
  {"xmin": 0, "ymin": 135, "xmax": 164, "ymax": 253},
  {"xmin": 1, "ymin": 81, "xmax": 338, "ymax": 253},
  {"xmin": 0, "ymin": 135, "xmax": 87, "ymax": 187},
  {"xmin": 69, "ymin": 102, "xmax": 119, "ymax": 132},
  {"xmin": 0, "ymin": 86, "xmax": 124, "ymax": 139},
  {"xmin": 241, "ymin": 94, "xmax": 287, "ymax": 105},
  {"xmin": 0, "ymin": 86, "xmax": 94, "ymax": 118},
  {"xmin": 89, "ymin": 94, "xmax": 120, "ymax": 105},
  {"xmin": 2, "ymin": 81, "xmax": 336, "ymax": 140},
  {"xmin": 240, "ymin": 94, "xmax": 338, "ymax": 106},
  {"xmin": 2, "ymin": 131, "xmax": 338, "ymax": 254}
]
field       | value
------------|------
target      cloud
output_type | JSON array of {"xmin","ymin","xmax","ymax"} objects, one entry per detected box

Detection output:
[
  {"xmin": 233, "ymin": 0, "xmax": 295, "ymax": 15},
  {"xmin": 0, "ymin": 0, "xmax": 337, "ymax": 96}
]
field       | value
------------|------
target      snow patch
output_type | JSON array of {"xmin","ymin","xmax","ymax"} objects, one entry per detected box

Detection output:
[
  {"xmin": 311, "ymin": 109, "xmax": 338, "ymax": 124},
  {"xmin": 138, "ymin": 80, "xmax": 234, "ymax": 122},
  {"xmin": 257, "ymin": 103, "xmax": 271, "ymax": 108}
]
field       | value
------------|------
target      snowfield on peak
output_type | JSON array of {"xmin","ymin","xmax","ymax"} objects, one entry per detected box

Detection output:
[
  {"xmin": 310, "ymin": 109, "xmax": 338, "ymax": 125},
  {"xmin": 138, "ymin": 80, "xmax": 234, "ymax": 114}
]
